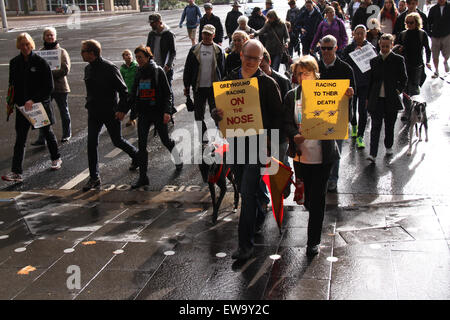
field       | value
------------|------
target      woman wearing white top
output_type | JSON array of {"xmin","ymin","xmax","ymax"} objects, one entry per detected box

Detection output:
[
  {"xmin": 379, "ymin": 0, "xmax": 399, "ymax": 34},
  {"xmin": 284, "ymin": 55, "xmax": 340, "ymax": 257}
]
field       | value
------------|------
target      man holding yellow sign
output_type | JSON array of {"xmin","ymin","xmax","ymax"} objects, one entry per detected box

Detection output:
[{"xmin": 212, "ymin": 39, "xmax": 283, "ymax": 261}]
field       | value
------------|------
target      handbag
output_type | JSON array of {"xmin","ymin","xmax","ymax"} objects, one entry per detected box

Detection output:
[{"xmin": 271, "ymin": 25, "xmax": 292, "ymax": 65}]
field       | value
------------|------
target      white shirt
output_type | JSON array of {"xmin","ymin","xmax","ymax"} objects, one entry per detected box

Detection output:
[
  {"xmin": 293, "ymin": 91, "xmax": 323, "ymax": 164},
  {"xmin": 198, "ymin": 44, "xmax": 214, "ymax": 88},
  {"xmin": 153, "ymin": 35, "xmax": 163, "ymax": 67}
]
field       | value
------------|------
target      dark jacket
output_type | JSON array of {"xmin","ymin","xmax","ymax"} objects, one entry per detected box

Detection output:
[
  {"xmin": 9, "ymin": 51, "xmax": 55, "ymax": 124},
  {"xmin": 225, "ymin": 51, "xmax": 241, "ymax": 77},
  {"xmin": 199, "ymin": 14, "xmax": 224, "ymax": 44},
  {"xmin": 119, "ymin": 60, "xmax": 171, "ymax": 117},
  {"xmin": 351, "ymin": 5, "xmax": 372, "ymax": 30},
  {"xmin": 225, "ymin": 10, "xmax": 243, "ymax": 36},
  {"xmin": 342, "ymin": 40, "xmax": 377, "ymax": 88},
  {"xmin": 393, "ymin": 9, "xmax": 429, "ymax": 37},
  {"xmin": 295, "ymin": 7, "xmax": 323, "ymax": 42},
  {"xmin": 319, "ymin": 56, "xmax": 356, "ymax": 119},
  {"xmin": 270, "ymin": 69, "xmax": 292, "ymax": 104},
  {"xmin": 428, "ymin": 2, "xmax": 450, "ymax": 38},
  {"xmin": 283, "ymin": 87, "xmax": 340, "ymax": 165},
  {"xmin": 146, "ymin": 25, "xmax": 176, "ymax": 68},
  {"xmin": 84, "ymin": 56, "xmax": 128, "ymax": 117},
  {"xmin": 183, "ymin": 42, "xmax": 225, "ymax": 92},
  {"xmin": 255, "ymin": 21, "xmax": 290, "ymax": 56},
  {"xmin": 367, "ymin": 52, "xmax": 408, "ymax": 113},
  {"xmin": 215, "ymin": 68, "xmax": 283, "ymax": 165}
]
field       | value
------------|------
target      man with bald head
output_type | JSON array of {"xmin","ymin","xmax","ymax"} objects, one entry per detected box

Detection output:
[{"xmin": 213, "ymin": 39, "xmax": 283, "ymax": 261}]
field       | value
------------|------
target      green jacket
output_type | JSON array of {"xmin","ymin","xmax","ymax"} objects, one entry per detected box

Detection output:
[{"xmin": 120, "ymin": 61, "xmax": 138, "ymax": 92}]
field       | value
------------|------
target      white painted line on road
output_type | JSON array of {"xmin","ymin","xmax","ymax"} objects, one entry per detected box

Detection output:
[
  {"xmin": 105, "ymin": 137, "xmax": 137, "ymax": 158},
  {"xmin": 59, "ymin": 163, "xmax": 104, "ymax": 190}
]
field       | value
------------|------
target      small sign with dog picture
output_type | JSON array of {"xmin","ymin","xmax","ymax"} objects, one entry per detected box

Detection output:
[{"xmin": 213, "ymin": 77, "xmax": 263, "ymax": 138}]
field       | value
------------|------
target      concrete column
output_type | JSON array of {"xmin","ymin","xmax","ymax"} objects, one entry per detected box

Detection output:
[
  {"xmin": 103, "ymin": 0, "xmax": 113, "ymax": 11},
  {"xmin": 130, "ymin": 0, "xmax": 138, "ymax": 10},
  {"xmin": 35, "ymin": 0, "xmax": 46, "ymax": 11}
]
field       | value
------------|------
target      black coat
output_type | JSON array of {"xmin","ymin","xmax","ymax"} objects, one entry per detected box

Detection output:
[
  {"xmin": 84, "ymin": 56, "xmax": 128, "ymax": 117},
  {"xmin": 225, "ymin": 10, "xmax": 243, "ymax": 36},
  {"xmin": 428, "ymin": 2, "xmax": 450, "ymax": 38},
  {"xmin": 9, "ymin": 51, "xmax": 55, "ymax": 124},
  {"xmin": 367, "ymin": 52, "xmax": 408, "ymax": 113},
  {"xmin": 225, "ymin": 51, "xmax": 241, "ymax": 77},
  {"xmin": 199, "ymin": 14, "xmax": 224, "ymax": 44},
  {"xmin": 342, "ymin": 40, "xmax": 377, "ymax": 88},
  {"xmin": 295, "ymin": 7, "xmax": 323, "ymax": 42},
  {"xmin": 120, "ymin": 60, "xmax": 171, "ymax": 117},
  {"xmin": 146, "ymin": 26, "xmax": 176, "ymax": 68}
]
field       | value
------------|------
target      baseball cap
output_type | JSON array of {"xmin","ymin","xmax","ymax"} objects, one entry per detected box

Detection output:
[
  {"xmin": 204, "ymin": 3, "xmax": 213, "ymax": 9},
  {"xmin": 202, "ymin": 24, "xmax": 216, "ymax": 34}
]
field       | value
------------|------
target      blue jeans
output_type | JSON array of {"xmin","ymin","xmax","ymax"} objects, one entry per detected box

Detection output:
[
  {"xmin": 233, "ymin": 164, "xmax": 262, "ymax": 250},
  {"xmin": 38, "ymin": 92, "xmax": 71, "ymax": 141},
  {"xmin": 271, "ymin": 54, "xmax": 281, "ymax": 72}
]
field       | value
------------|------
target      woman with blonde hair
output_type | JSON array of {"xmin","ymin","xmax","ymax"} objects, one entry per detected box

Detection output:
[
  {"xmin": 225, "ymin": 30, "xmax": 250, "ymax": 77},
  {"xmin": 394, "ymin": 12, "xmax": 431, "ymax": 121},
  {"xmin": 2, "ymin": 33, "xmax": 62, "ymax": 183},
  {"xmin": 284, "ymin": 55, "xmax": 340, "ymax": 257}
]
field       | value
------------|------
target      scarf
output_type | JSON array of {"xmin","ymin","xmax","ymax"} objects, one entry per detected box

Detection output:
[{"xmin": 43, "ymin": 41, "xmax": 58, "ymax": 50}]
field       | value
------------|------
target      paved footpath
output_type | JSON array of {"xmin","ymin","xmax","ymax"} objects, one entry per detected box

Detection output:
[{"xmin": 0, "ymin": 189, "xmax": 449, "ymax": 300}]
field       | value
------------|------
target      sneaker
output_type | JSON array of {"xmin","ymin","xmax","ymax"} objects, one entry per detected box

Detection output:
[
  {"xmin": 356, "ymin": 136, "xmax": 365, "ymax": 148},
  {"xmin": 61, "ymin": 135, "xmax": 71, "ymax": 143},
  {"xmin": 31, "ymin": 140, "xmax": 45, "ymax": 146},
  {"xmin": 327, "ymin": 180, "xmax": 337, "ymax": 192},
  {"xmin": 386, "ymin": 148, "xmax": 394, "ymax": 155},
  {"xmin": 432, "ymin": 72, "xmax": 439, "ymax": 79},
  {"xmin": 367, "ymin": 155, "xmax": 376, "ymax": 162},
  {"xmin": 351, "ymin": 125, "xmax": 358, "ymax": 137},
  {"xmin": 82, "ymin": 177, "xmax": 101, "ymax": 191},
  {"xmin": 1, "ymin": 172, "xmax": 23, "ymax": 182},
  {"xmin": 306, "ymin": 245, "xmax": 320, "ymax": 257},
  {"xmin": 231, "ymin": 247, "xmax": 254, "ymax": 261},
  {"xmin": 51, "ymin": 158, "xmax": 62, "ymax": 170},
  {"xmin": 132, "ymin": 176, "xmax": 149, "ymax": 189}
]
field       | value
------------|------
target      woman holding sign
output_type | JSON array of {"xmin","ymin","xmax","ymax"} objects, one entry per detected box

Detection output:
[
  {"xmin": 284, "ymin": 55, "xmax": 340, "ymax": 257},
  {"xmin": 2, "ymin": 33, "xmax": 61, "ymax": 183}
]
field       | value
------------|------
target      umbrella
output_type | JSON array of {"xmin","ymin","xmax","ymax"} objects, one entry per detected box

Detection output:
[{"xmin": 262, "ymin": 157, "xmax": 293, "ymax": 233}]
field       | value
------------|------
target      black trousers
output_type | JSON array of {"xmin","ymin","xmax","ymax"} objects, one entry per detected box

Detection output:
[
  {"xmin": 12, "ymin": 111, "xmax": 60, "ymax": 174},
  {"xmin": 351, "ymin": 85, "xmax": 369, "ymax": 138},
  {"xmin": 369, "ymin": 98, "xmax": 398, "ymax": 157},
  {"xmin": 294, "ymin": 161, "xmax": 332, "ymax": 247},
  {"xmin": 87, "ymin": 112, "xmax": 138, "ymax": 179},
  {"xmin": 194, "ymin": 87, "xmax": 216, "ymax": 142},
  {"xmin": 137, "ymin": 112, "xmax": 176, "ymax": 179}
]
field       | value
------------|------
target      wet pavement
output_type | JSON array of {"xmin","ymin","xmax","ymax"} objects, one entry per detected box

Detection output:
[
  {"xmin": 0, "ymin": 3, "xmax": 449, "ymax": 304},
  {"xmin": 0, "ymin": 188, "xmax": 449, "ymax": 300}
]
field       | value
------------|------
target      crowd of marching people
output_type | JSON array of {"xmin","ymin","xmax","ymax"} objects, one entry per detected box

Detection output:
[{"xmin": 3, "ymin": 0, "xmax": 450, "ymax": 261}]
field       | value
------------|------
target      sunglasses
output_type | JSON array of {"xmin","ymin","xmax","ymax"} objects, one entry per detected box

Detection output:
[
  {"xmin": 406, "ymin": 21, "xmax": 415, "ymax": 25},
  {"xmin": 320, "ymin": 46, "xmax": 334, "ymax": 51}
]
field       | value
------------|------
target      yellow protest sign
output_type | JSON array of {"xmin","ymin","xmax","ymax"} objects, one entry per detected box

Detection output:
[
  {"xmin": 301, "ymin": 79, "xmax": 350, "ymax": 140},
  {"xmin": 213, "ymin": 77, "xmax": 264, "ymax": 138}
]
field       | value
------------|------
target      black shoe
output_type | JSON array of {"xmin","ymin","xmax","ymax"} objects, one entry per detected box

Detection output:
[
  {"xmin": 31, "ymin": 140, "xmax": 46, "ymax": 146},
  {"xmin": 132, "ymin": 177, "xmax": 149, "ymax": 189},
  {"xmin": 231, "ymin": 247, "xmax": 254, "ymax": 261},
  {"xmin": 129, "ymin": 159, "xmax": 139, "ymax": 171},
  {"xmin": 175, "ymin": 162, "xmax": 183, "ymax": 171},
  {"xmin": 306, "ymin": 245, "xmax": 320, "ymax": 257},
  {"xmin": 82, "ymin": 177, "xmax": 101, "ymax": 192}
]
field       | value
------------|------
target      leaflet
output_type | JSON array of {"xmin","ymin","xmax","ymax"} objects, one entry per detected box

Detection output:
[{"xmin": 17, "ymin": 102, "xmax": 50, "ymax": 129}]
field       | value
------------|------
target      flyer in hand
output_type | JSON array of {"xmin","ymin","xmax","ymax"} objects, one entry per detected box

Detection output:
[{"xmin": 17, "ymin": 102, "xmax": 50, "ymax": 129}]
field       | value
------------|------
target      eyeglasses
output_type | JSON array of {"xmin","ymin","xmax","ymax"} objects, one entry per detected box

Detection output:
[
  {"xmin": 320, "ymin": 46, "xmax": 334, "ymax": 51},
  {"xmin": 243, "ymin": 54, "xmax": 261, "ymax": 62}
]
